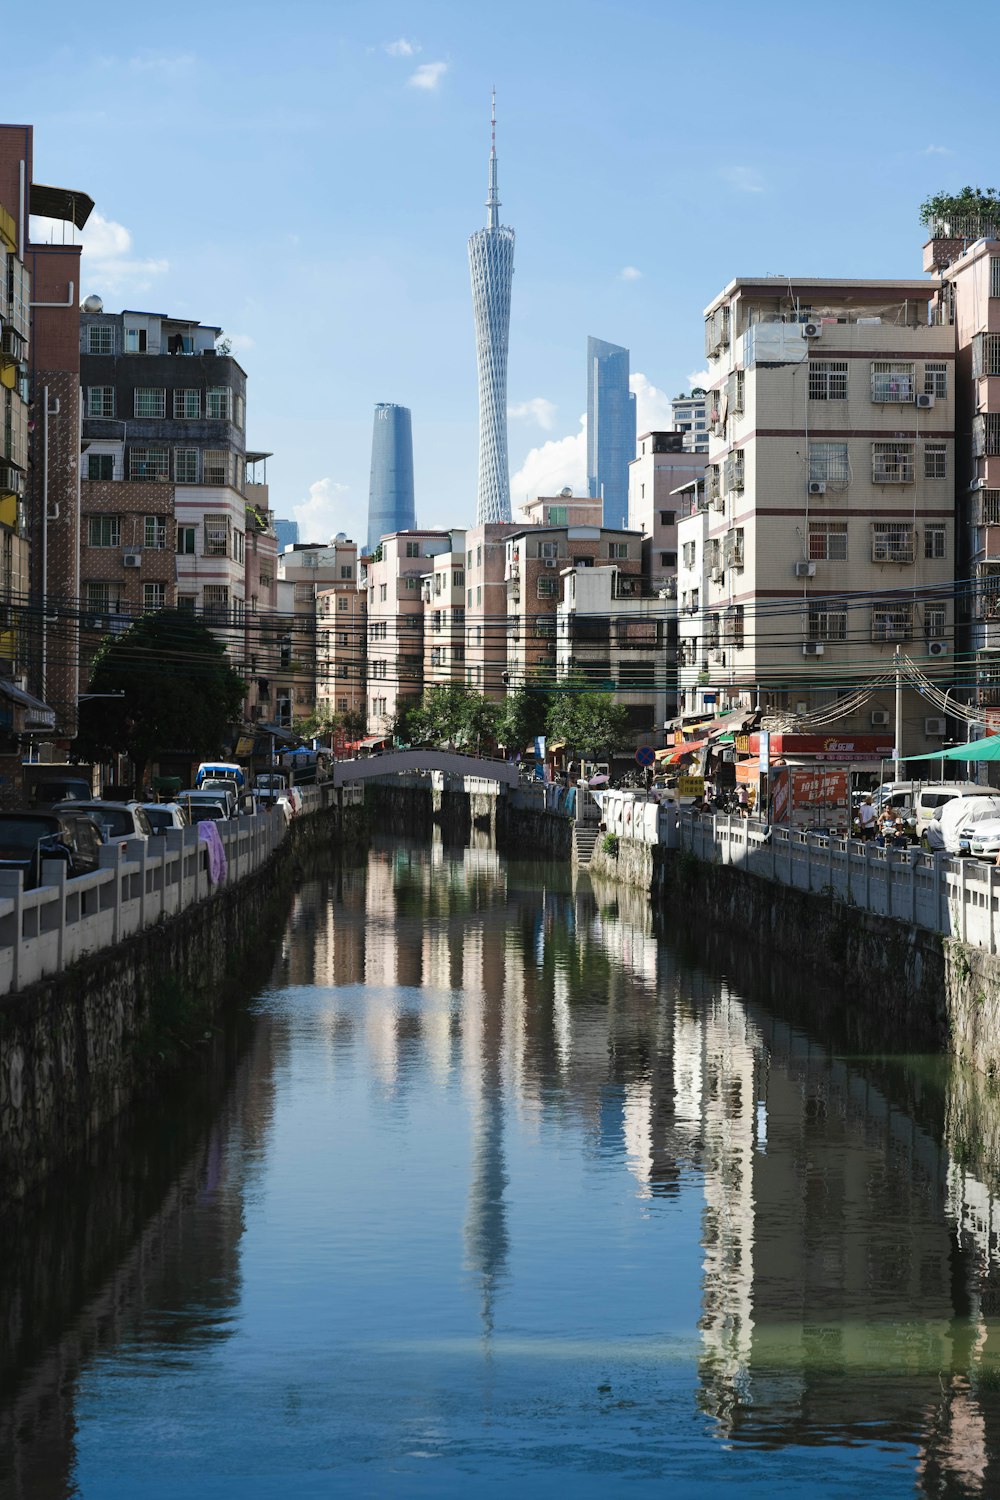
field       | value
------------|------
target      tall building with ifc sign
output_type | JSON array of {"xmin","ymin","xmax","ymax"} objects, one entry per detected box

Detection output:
[
  {"xmin": 366, "ymin": 402, "xmax": 415, "ymax": 555},
  {"xmin": 468, "ymin": 92, "xmax": 515, "ymax": 525}
]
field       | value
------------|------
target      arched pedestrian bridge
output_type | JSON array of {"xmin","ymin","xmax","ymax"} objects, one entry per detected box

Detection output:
[{"xmin": 330, "ymin": 749, "xmax": 519, "ymax": 789}]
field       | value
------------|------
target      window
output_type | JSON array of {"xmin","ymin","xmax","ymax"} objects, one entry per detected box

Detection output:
[
  {"xmin": 174, "ymin": 389, "xmax": 200, "ymax": 419},
  {"xmin": 204, "ymin": 514, "xmax": 230, "ymax": 557},
  {"xmin": 540, "ymin": 541, "xmax": 559, "ymax": 560},
  {"xmin": 294, "ymin": 582, "xmax": 314, "ymax": 603},
  {"xmin": 872, "ymin": 604, "xmax": 912, "ymax": 641},
  {"xmin": 380, "ymin": 583, "xmax": 387, "ymax": 602},
  {"xmin": 808, "ymin": 360, "xmax": 848, "ymax": 401},
  {"xmin": 206, "ymin": 386, "xmax": 232, "ymax": 420},
  {"xmin": 925, "ymin": 603, "xmax": 947, "ymax": 638},
  {"xmin": 87, "ymin": 515, "xmax": 121, "ymax": 548},
  {"xmin": 142, "ymin": 583, "xmax": 166, "ymax": 612},
  {"xmin": 340, "ymin": 564, "xmax": 352, "ymax": 579},
  {"xmin": 85, "ymin": 581, "xmax": 116, "ymax": 612},
  {"xmin": 924, "ymin": 362, "xmax": 948, "ymax": 399},
  {"xmin": 546, "ymin": 505, "xmax": 567, "ymax": 525},
  {"xmin": 133, "ymin": 388, "xmax": 165, "ymax": 418},
  {"xmin": 477, "ymin": 545, "xmax": 482, "ymax": 566},
  {"xmin": 729, "ymin": 605, "xmax": 745, "ymax": 651},
  {"xmin": 454, "ymin": 569, "xmax": 465, "ymax": 586},
  {"xmin": 174, "ymin": 448, "xmax": 199, "ymax": 483},
  {"xmin": 177, "ymin": 526, "xmax": 196, "ymax": 555},
  {"xmin": 925, "ymin": 524, "xmax": 947, "ymax": 560},
  {"xmin": 87, "ymin": 324, "xmax": 113, "ymax": 355},
  {"xmin": 467, "ymin": 588, "xmax": 472, "ymax": 607},
  {"xmin": 659, "ymin": 551, "xmax": 677, "ymax": 568},
  {"xmin": 808, "ymin": 521, "xmax": 847, "ymax": 561},
  {"xmin": 808, "ymin": 605, "xmax": 847, "ymax": 641},
  {"xmin": 144, "ymin": 515, "xmax": 167, "ymax": 550},
  {"xmin": 337, "ymin": 595, "xmax": 349, "ymax": 612},
  {"xmin": 476, "ymin": 585, "xmax": 482, "ymax": 605},
  {"xmin": 871, "ymin": 361, "xmax": 915, "ymax": 402},
  {"xmin": 128, "ymin": 447, "xmax": 168, "ymax": 479},
  {"xmin": 177, "ymin": 594, "xmax": 196, "ymax": 611},
  {"xmin": 871, "ymin": 523, "xmax": 915, "ymax": 563},
  {"xmin": 202, "ymin": 585, "xmax": 230, "ymax": 622},
  {"xmin": 87, "ymin": 453, "xmax": 115, "ymax": 481},
  {"xmin": 924, "ymin": 442, "xmax": 947, "ymax": 480},
  {"xmin": 235, "ymin": 394, "xmax": 245, "ymax": 430},
  {"xmin": 124, "ymin": 326, "xmax": 147, "ymax": 353},
  {"xmin": 682, "ymin": 541, "xmax": 696, "ymax": 568},
  {"xmin": 203, "ymin": 450, "xmax": 229, "ymax": 485},
  {"xmin": 406, "ymin": 541, "xmax": 420, "ymax": 557},
  {"xmin": 404, "ymin": 576, "xmax": 417, "ymax": 590},
  {"xmin": 453, "ymin": 645, "xmax": 465, "ymax": 664},
  {"xmin": 608, "ymin": 542, "xmax": 628, "ymax": 560},
  {"xmin": 872, "ymin": 442, "xmax": 914, "ymax": 484},
  {"xmin": 87, "ymin": 387, "xmax": 115, "ymax": 418},
  {"xmin": 809, "ymin": 442, "xmax": 849, "ymax": 483},
  {"xmin": 658, "ymin": 511, "xmax": 676, "ymax": 528},
  {"xmin": 537, "ymin": 577, "xmax": 556, "ymax": 597}
]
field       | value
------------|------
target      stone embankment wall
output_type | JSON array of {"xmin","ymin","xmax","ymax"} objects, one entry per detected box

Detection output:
[
  {"xmin": 0, "ymin": 803, "xmax": 360, "ymax": 1208},
  {"xmin": 497, "ymin": 801, "xmax": 573, "ymax": 860}
]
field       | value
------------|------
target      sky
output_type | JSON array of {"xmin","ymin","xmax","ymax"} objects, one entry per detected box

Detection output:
[{"xmin": 10, "ymin": 0, "xmax": 1000, "ymax": 541}]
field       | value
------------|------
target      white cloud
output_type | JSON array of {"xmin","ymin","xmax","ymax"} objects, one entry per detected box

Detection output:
[
  {"xmin": 385, "ymin": 38, "xmax": 419, "ymax": 56},
  {"xmin": 686, "ymin": 368, "xmax": 710, "ymax": 390},
  {"xmin": 292, "ymin": 478, "xmax": 352, "ymax": 544},
  {"xmin": 510, "ymin": 415, "xmax": 587, "ymax": 510},
  {"xmin": 923, "ymin": 144, "xmax": 954, "ymax": 156},
  {"xmin": 619, "ymin": 265, "xmax": 642, "ymax": 281},
  {"xmin": 630, "ymin": 372, "xmax": 674, "ymax": 432},
  {"xmin": 31, "ymin": 208, "xmax": 168, "ymax": 295},
  {"xmin": 508, "ymin": 396, "xmax": 557, "ymax": 431},
  {"xmin": 409, "ymin": 61, "xmax": 447, "ymax": 90},
  {"xmin": 720, "ymin": 165, "xmax": 764, "ymax": 194}
]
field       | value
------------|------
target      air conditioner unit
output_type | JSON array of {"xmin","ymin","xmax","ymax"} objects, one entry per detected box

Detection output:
[
  {"xmin": 794, "ymin": 561, "xmax": 816, "ymax": 578},
  {"xmin": 808, "ymin": 481, "xmax": 826, "ymax": 496},
  {"xmin": 871, "ymin": 710, "xmax": 890, "ymax": 727},
  {"xmin": 123, "ymin": 552, "xmax": 141, "ymax": 568},
  {"xmin": 801, "ymin": 322, "xmax": 823, "ymax": 339},
  {"xmin": 544, "ymin": 558, "xmax": 557, "ymax": 568},
  {"xmin": 925, "ymin": 717, "xmax": 947, "ymax": 736},
  {"xmin": 928, "ymin": 640, "xmax": 949, "ymax": 657},
  {"xmin": 915, "ymin": 392, "xmax": 935, "ymax": 410},
  {"xmin": 712, "ymin": 567, "xmax": 725, "ymax": 583},
  {"xmin": 802, "ymin": 642, "xmax": 825, "ymax": 657}
]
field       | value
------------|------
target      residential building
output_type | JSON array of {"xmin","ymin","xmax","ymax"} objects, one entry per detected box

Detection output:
[
  {"xmin": 461, "ymin": 521, "xmax": 520, "ymax": 694},
  {"xmin": 0, "ymin": 181, "xmax": 30, "ymax": 686},
  {"xmin": 367, "ymin": 403, "xmax": 415, "ymax": 554},
  {"xmin": 316, "ymin": 570, "xmax": 365, "ymax": 725},
  {"xmin": 0, "ymin": 124, "xmax": 93, "ymax": 734},
  {"xmin": 361, "ymin": 529, "xmax": 453, "ymax": 733},
  {"xmin": 78, "ymin": 480, "xmax": 176, "ymax": 664},
  {"xmin": 422, "ymin": 531, "xmax": 466, "ymax": 690},
  {"xmin": 278, "ymin": 538, "xmax": 357, "ymax": 724},
  {"xmin": 243, "ymin": 452, "xmax": 281, "ymax": 725},
  {"xmin": 469, "ymin": 92, "xmax": 514, "ymax": 525},
  {"xmin": 701, "ymin": 276, "xmax": 955, "ymax": 753},
  {"xmin": 628, "ymin": 431, "xmax": 706, "ymax": 593},
  {"xmin": 587, "ymin": 336, "xmax": 636, "ymax": 530},
  {"xmin": 557, "ymin": 565, "xmax": 677, "ymax": 741},
  {"xmin": 674, "ymin": 477, "xmax": 711, "ymax": 719},
  {"xmin": 671, "ymin": 390, "xmax": 710, "ymax": 454}
]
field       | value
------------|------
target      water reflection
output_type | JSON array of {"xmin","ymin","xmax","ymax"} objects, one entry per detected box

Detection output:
[{"xmin": 6, "ymin": 835, "xmax": 1000, "ymax": 1494}]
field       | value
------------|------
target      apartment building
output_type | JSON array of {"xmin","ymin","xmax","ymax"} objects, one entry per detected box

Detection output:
[
  {"xmin": 78, "ymin": 479, "xmax": 175, "ymax": 662},
  {"xmin": 701, "ymin": 276, "xmax": 955, "ymax": 753},
  {"xmin": 422, "ymin": 531, "xmax": 466, "ymax": 690},
  {"xmin": 670, "ymin": 390, "xmax": 709, "ymax": 454},
  {"xmin": 924, "ymin": 222, "xmax": 1000, "ymax": 719},
  {"xmin": 278, "ymin": 538, "xmax": 357, "ymax": 724},
  {"xmin": 0, "ymin": 186, "xmax": 30, "ymax": 683},
  {"xmin": 361, "ymin": 529, "xmax": 453, "ymax": 732},
  {"xmin": 243, "ymin": 453, "xmax": 282, "ymax": 725},
  {"xmin": 674, "ymin": 477, "xmax": 712, "ymax": 718},
  {"xmin": 556, "ymin": 565, "xmax": 677, "ymax": 739},
  {"xmin": 628, "ymin": 431, "xmax": 706, "ymax": 593},
  {"xmin": 461, "ymin": 522, "xmax": 520, "ymax": 694},
  {"xmin": 316, "ymin": 575, "xmax": 365, "ymax": 724}
]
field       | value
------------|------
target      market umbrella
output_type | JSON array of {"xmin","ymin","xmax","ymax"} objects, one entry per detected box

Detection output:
[{"xmin": 906, "ymin": 737, "xmax": 1000, "ymax": 763}]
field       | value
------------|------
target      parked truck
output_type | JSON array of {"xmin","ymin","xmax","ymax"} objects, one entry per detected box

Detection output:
[
  {"xmin": 22, "ymin": 763, "xmax": 95, "ymax": 810},
  {"xmin": 768, "ymin": 766, "xmax": 850, "ymax": 834}
]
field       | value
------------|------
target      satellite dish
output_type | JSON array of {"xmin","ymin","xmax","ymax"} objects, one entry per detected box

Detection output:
[{"xmin": 82, "ymin": 294, "xmax": 104, "ymax": 313}]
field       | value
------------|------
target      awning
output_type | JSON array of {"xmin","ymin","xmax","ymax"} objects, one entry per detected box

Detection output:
[
  {"xmin": 707, "ymin": 709, "xmax": 757, "ymax": 737},
  {"xmin": 658, "ymin": 737, "xmax": 709, "ymax": 764},
  {"xmin": 548, "ymin": 740, "xmax": 566, "ymax": 753},
  {"xmin": 907, "ymin": 736, "xmax": 1000, "ymax": 763},
  {"xmin": 255, "ymin": 719, "xmax": 298, "ymax": 744},
  {"xmin": 0, "ymin": 679, "xmax": 56, "ymax": 732},
  {"xmin": 359, "ymin": 735, "xmax": 390, "ymax": 749}
]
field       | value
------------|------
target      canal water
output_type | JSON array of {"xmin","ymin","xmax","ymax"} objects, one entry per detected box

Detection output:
[{"xmin": 4, "ymin": 834, "xmax": 1000, "ymax": 1497}]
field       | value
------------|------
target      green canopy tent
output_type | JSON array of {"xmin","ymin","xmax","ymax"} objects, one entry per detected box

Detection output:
[{"xmin": 906, "ymin": 737, "xmax": 1000, "ymax": 763}]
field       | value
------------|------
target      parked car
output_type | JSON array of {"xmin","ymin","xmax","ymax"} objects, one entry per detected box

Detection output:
[
  {"xmin": 176, "ymin": 792, "xmax": 232, "ymax": 824},
  {"xmin": 968, "ymin": 820, "xmax": 1000, "ymax": 860},
  {"xmin": 254, "ymin": 772, "xmax": 289, "ymax": 806},
  {"xmin": 177, "ymin": 788, "xmax": 236, "ymax": 818},
  {"xmin": 59, "ymin": 801, "xmax": 153, "ymax": 842},
  {"xmin": 925, "ymin": 794, "xmax": 1000, "ymax": 855},
  {"xmin": 0, "ymin": 811, "xmax": 104, "ymax": 887},
  {"xmin": 140, "ymin": 802, "xmax": 190, "ymax": 835},
  {"xmin": 26, "ymin": 773, "xmax": 94, "ymax": 810}
]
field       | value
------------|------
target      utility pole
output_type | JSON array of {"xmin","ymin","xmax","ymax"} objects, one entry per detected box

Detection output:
[{"xmin": 894, "ymin": 644, "xmax": 903, "ymax": 781}]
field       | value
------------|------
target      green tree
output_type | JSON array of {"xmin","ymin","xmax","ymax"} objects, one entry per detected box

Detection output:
[
  {"xmin": 76, "ymin": 610, "xmax": 247, "ymax": 790},
  {"xmin": 495, "ymin": 684, "xmax": 552, "ymax": 752},
  {"xmin": 546, "ymin": 678, "xmax": 629, "ymax": 763},
  {"xmin": 920, "ymin": 186, "xmax": 1000, "ymax": 228},
  {"xmin": 388, "ymin": 698, "xmax": 427, "ymax": 746}
]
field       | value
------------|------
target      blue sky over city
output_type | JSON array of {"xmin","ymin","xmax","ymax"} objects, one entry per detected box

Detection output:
[{"xmin": 11, "ymin": 0, "xmax": 1000, "ymax": 539}]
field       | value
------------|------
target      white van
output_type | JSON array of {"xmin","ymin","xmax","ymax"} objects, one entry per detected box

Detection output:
[{"xmin": 915, "ymin": 782, "xmax": 989, "ymax": 838}]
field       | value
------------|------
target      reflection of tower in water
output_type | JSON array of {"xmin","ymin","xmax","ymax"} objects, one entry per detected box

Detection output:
[{"xmin": 462, "ymin": 917, "xmax": 511, "ymax": 1335}]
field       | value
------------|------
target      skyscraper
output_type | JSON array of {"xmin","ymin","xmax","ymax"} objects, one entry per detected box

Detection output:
[
  {"xmin": 587, "ymin": 337, "xmax": 637, "ymax": 529},
  {"xmin": 469, "ymin": 92, "xmax": 515, "ymax": 525},
  {"xmin": 366, "ymin": 403, "xmax": 415, "ymax": 554}
]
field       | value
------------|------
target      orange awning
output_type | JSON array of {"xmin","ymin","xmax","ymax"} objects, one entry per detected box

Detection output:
[{"xmin": 660, "ymin": 737, "xmax": 709, "ymax": 764}]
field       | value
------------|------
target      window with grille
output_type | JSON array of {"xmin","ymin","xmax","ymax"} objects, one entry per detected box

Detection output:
[
  {"xmin": 872, "ymin": 523, "xmax": 915, "ymax": 563},
  {"xmin": 729, "ymin": 605, "xmax": 745, "ymax": 650},
  {"xmin": 177, "ymin": 594, "xmax": 196, "ymax": 611},
  {"xmin": 203, "ymin": 450, "xmax": 229, "ymax": 485},
  {"xmin": 337, "ymin": 595, "xmax": 349, "ymax": 612},
  {"xmin": 872, "ymin": 442, "xmax": 914, "ymax": 483},
  {"xmin": 87, "ymin": 453, "xmax": 115, "ymax": 481},
  {"xmin": 809, "ymin": 361, "xmax": 847, "ymax": 401},
  {"xmin": 872, "ymin": 604, "xmax": 912, "ymax": 641},
  {"xmin": 808, "ymin": 522, "xmax": 847, "ymax": 561},
  {"xmin": 206, "ymin": 386, "xmax": 232, "ymax": 420},
  {"xmin": 134, "ymin": 388, "xmax": 165, "ymax": 418},
  {"xmin": 808, "ymin": 605, "xmax": 847, "ymax": 641},
  {"xmin": 203, "ymin": 585, "xmax": 229, "ymax": 621},
  {"xmin": 924, "ymin": 362, "xmax": 948, "ymax": 398},
  {"xmin": 87, "ymin": 387, "xmax": 115, "ymax": 417},
  {"xmin": 924, "ymin": 442, "xmax": 947, "ymax": 480},
  {"xmin": 537, "ymin": 578, "xmax": 556, "ymax": 597},
  {"xmin": 204, "ymin": 515, "xmax": 230, "ymax": 556},
  {"xmin": 85, "ymin": 581, "xmax": 115, "ymax": 612},
  {"xmin": 142, "ymin": 583, "xmax": 165, "ymax": 612},
  {"xmin": 925, "ymin": 604, "xmax": 947, "ymax": 638},
  {"xmin": 174, "ymin": 448, "xmax": 199, "ymax": 483},
  {"xmin": 129, "ymin": 447, "xmax": 168, "ymax": 479},
  {"xmin": 925, "ymin": 524, "xmax": 947, "ymax": 559},
  {"xmin": 87, "ymin": 325, "xmax": 113, "ymax": 355},
  {"xmin": 144, "ymin": 515, "xmax": 167, "ymax": 549},
  {"xmin": 992, "ymin": 258, "xmax": 1000, "ymax": 299},
  {"xmin": 177, "ymin": 526, "xmax": 196, "ymax": 555},
  {"xmin": 871, "ymin": 362, "xmax": 915, "ymax": 402},
  {"xmin": 454, "ymin": 569, "xmax": 465, "ymax": 587},
  {"xmin": 173, "ymin": 389, "xmax": 199, "ymax": 419},
  {"xmin": 294, "ymin": 582, "xmax": 314, "ymax": 603},
  {"xmin": 809, "ymin": 443, "xmax": 849, "ymax": 483},
  {"xmin": 87, "ymin": 515, "xmax": 121, "ymax": 548}
]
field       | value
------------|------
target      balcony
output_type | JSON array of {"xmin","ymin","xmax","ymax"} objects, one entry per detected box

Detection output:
[
  {"xmin": 724, "ymin": 455, "xmax": 744, "ymax": 492},
  {"xmin": 872, "ymin": 454, "xmax": 914, "ymax": 485},
  {"xmin": 871, "ymin": 529, "xmax": 916, "ymax": 564},
  {"xmin": 871, "ymin": 613, "xmax": 913, "ymax": 643},
  {"xmin": 973, "ymin": 489, "xmax": 1000, "ymax": 526},
  {"xmin": 870, "ymin": 369, "xmax": 915, "ymax": 403},
  {"xmin": 723, "ymin": 530, "xmax": 744, "ymax": 570},
  {"xmin": 974, "ymin": 415, "xmax": 1000, "ymax": 458}
]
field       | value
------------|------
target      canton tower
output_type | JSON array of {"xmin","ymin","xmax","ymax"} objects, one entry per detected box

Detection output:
[{"xmin": 468, "ymin": 91, "xmax": 515, "ymax": 524}]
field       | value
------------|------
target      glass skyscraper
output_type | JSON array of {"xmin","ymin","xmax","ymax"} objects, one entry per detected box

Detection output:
[
  {"xmin": 587, "ymin": 337, "xmax": 637, "ymax": 529},
  {"xmin": 468, "ymin": 92, "xmax": 515, "ymax": 525},
  {"xmin": 366, "ymin": 403, "xmax": 415, "ymax": 554}
]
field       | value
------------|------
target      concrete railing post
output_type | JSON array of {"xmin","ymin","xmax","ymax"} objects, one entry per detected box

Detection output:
[
  {"xmin": 41, "ymin": 860, "xmax": 67, "ymax": 970},
  {"xmin": 0, "ymin": 869, "xmax": 24, "ymax": 991},
  {"xmin": 960, "ymin": 857, "xmax": 968, "ymax": 944}
]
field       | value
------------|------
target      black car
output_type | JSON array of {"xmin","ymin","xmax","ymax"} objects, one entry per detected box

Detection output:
[{"xmin": 0, "ymin": 811, "xmax": 105, "ymax": 888}]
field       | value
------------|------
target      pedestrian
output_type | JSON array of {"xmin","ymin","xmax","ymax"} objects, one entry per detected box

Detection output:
[
  {"xmin": 737, "ymin": 784, "xmax": 749, "ymax": 818},
  {"xmin": 858, "ymin": 796, "xmax": 876, "ymax": 840}
]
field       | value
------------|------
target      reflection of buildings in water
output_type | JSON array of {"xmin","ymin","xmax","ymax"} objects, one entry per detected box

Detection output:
[{"xmin": 462, "ymin": 919, "xmax": 510, "ymax": 1334}]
